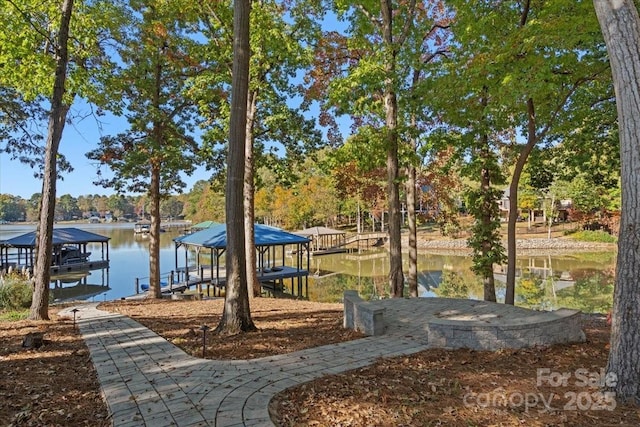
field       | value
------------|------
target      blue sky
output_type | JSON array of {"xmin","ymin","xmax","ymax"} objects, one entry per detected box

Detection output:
[
  {"xmin": 0, "ymin": 98, "xmax": 215, "ymax": 200},
  {"xmin": 1, "ymin": 11, "xmax": 348, "ymax": 200},
  {"xmin": 0, "ymin": 97, "xmax": 336, "ymax": 200}
]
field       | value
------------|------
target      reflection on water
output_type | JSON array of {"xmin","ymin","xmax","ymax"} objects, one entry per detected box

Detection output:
[
  {"xmin": 50, "ymin": 269, "xmax": 111, "ymax": 302},
  {"xmin": 0, "ymin": 224, "xmax": 616, "ymax": 312},
  {"xmin": 309, "ymin": 249, "xmax": 616, "ymax": 314},
  {"xmin": 1, "ymin": 223, "xmax": 184, "ymax": 301}
]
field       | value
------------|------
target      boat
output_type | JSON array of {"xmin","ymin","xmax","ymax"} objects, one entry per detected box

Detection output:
[
  {"xmin": 140, "ymin": 281, "xmax": 167, "ymax": 292},
  {"xmin": 134, "ymin": 220, "xmax": 151, "ymax": 234},
  {"xmin": 57, "ymin": 246, "xmax": 91, "ymax": 265}
]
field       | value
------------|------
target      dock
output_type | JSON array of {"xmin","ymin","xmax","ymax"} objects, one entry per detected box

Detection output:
[
  {"xmin": 308, "ymin": 232, "xmax": 388, "ymax": 255},
  {"xmin": 0, "ymin": 259, "xmax": 110, "ymax": 276},
  {"xmin": 134, "ymin": 220, "xmax": 192, "ymax": 234},
  {"xmin": 290, "ymin": 231, "xmax": 389, "ymax": 256},
  {"xmin": 0, "ymin": 227, "xmax": 111, "ymax": 275},
  {"xmin": 50, "ymin": 259, "xmax": 110, "ymax": 275},
  {"xmin": 307, "ymin": 247, "xmax": 349, "ymax": 256},
  {"xmin": 135, "ymin": 265, "xmax": 310, "ymax": 299},
  {"xmin": 344, "ymin": 232, "xmax": 387, "ymax": 249}
]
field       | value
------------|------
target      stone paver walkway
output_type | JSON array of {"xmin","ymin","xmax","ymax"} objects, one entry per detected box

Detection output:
[
  {"xmin": 59, "ymin": 299, "xmax": 583, "ymax": 426},
  {"xmin": 60, "ymin": 303, "xmax": 430, "ymax": 426}
]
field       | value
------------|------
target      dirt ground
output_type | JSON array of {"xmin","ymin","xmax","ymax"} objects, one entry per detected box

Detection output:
[{"xmin": 2, "ymin": 299, "xmax": 638, "ymax": 426}]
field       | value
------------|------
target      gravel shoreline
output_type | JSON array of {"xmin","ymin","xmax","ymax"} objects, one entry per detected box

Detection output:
[{"xmin": 415, "ymin": 237, "xmax": 615, "ymax": 252}]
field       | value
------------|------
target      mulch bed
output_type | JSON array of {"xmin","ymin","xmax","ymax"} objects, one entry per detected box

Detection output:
[
  {"xmin": 2, "ymin": 300, "xmax": 638, "ymax": 427},
  {"xmin": 0, "ymin": 309, "xmax": 109, "ymax": 427}
]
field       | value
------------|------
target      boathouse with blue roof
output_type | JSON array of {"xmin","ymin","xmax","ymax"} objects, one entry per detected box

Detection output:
[
  {"xmin": 0, "ymin": 227, "xmax": 110, "ymax": 274},
  {"xmin": 172, "ymin": 224, "xmax": 311, "ymax": 297}
]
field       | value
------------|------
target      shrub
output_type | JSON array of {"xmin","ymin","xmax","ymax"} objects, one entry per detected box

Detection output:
[
  {"xmin": 0, "ymin": 310, "xmax": 29, "ymax": 321},
  {"xmin": 570, "ymin": 230, "xmax": 617, "ymax": 243},
  {"xmin": 0, "ymin": 271, "xmax": 33, "ymax": 311},
  {"xmin": 435, "ymin": 271, "xmax": 469, "ymax": 299},
  {"xmin": 563, "ymin": 227, "xmax": 581, "ymax": 236}
]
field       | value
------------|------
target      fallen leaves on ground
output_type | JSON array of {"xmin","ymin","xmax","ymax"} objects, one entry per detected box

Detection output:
[
  {"xmin": 0, "ymin": 308, "xmax": 109, "ymax": 427},
  {"xmin": 3, "ymin": 299, "xmax": 639, "ymax": 427},
  {"xmin": 271, "ymin": 314, "xmax": 640, "ymax": 426},
  {"xmin": 99, "ymin": 298, "xmax": 364, "ymax": 360}
]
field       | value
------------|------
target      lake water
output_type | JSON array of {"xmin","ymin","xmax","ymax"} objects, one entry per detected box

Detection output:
[{"xmin": 0, "ymin": 223, "xmax": 616, "ymax": 313}]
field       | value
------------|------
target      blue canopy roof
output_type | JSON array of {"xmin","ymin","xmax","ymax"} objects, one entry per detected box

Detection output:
[
  {"xmin": 175, "ymin": 224, "xmax": 309, "ymax": 249},
  {"xmin": 191, "ymin": 220, "xmax": 219, "ymax": 230},
  {"xmin": 1, "ymin": 227, "xmax": 110, "ymax": 248}
]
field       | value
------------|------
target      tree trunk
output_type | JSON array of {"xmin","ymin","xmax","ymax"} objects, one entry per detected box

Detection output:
[
  {"xmin": 244, "ymin": 91, "xmax": 260, "ymax": 298},
  {"xmin": 356, "ymin": 198, "xmax": 361, "ymax": 234},
  {"xmin": 148, "ymin": 38, "xmax": 165, "ymax": 300},
  {"xmin": 405, "ymin": 137, "xmax": 418, "ymax": 298},
  {"xmin": 29, "ymin": 0, "xmax": 74, "ymax": 321},
  {"xmin": 480, "ymin": 157, "xmax": 497, "ymax": 302},
  {"xmin": 385, "ymin": 101, "xmax": 404, "ymax": 298},
  {"xmin": 505, "ymin": 98, "xmax": 537, "ymax": 305},
  {"xmin": 547, "ymin": 193, "xmax": 555, "ymax": 239},
  {"xmin": 217, "ymin": 0, "xmax": 255, "ymax": 334},
  {"xmin": 149, "ymin": 162, "xmax": 162, "ymax": 299},
  {"xmin": 594, "ymin": 0, "xmax": 640, "ymax": 403},
  {"xmin": 381, "ymin": 0, "xmax": 404, "ymax": 298},
  {"xmin": 405, "ymin": 68, "xmax": 424, "ymax": 299}
]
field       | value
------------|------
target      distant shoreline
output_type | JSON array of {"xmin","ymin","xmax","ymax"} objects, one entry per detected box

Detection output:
[
  {"xmin": 413, "ymin": 236, "xmax": 615, "ymax": 253},
  {"xmin": 1, "ymin": 221, "xmax": 616, "ymax": 253}
]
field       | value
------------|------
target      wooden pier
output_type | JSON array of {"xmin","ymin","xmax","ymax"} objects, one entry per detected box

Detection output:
[
  {"xmin": 135, "ymin": 265, "xmax": 309, "ymax": 299},
  {"xmin": 343, "ymin": 232, "xmax": 388, "ymax": 249},
  {"xmin": 305, "ymin": 232, "xmax": 388, "ymax": 255}
]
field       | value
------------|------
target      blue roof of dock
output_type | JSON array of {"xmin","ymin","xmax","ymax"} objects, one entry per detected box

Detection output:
[
  {"xmin": 175, "ymin": 224, "xmax": 309, "ymax": 249},
  {"xmin": 190, "ymin": 220, "xmax": 219, "ymax": 230},
  {"xmin": 1, "ymin": 227, "xmax": 110, "ymax": 248}
]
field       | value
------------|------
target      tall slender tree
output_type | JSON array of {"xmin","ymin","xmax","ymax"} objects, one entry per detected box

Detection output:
[
  {"xmin": 1, "ymin": 0, "xmax": 120, "ymax": 319},
  {"xmin": 465, "ymin": 140, "xmax": 506, "ymax": 302},
  {"xmin": 32, "ymin": 0, "xmax": 74, "ymax": 320},
  {"xmin": 379, "ymin": 0, "xmax": 407, "ymax": 297},
  {"xmin": 310, "ymin": 0, "xmax": 450, "ymax": 297},
  {"xmin": 446, "ymin": 0, "xmax": 609, "ymax": 304},
  {"xmin": 196, "ymin": 0, "xmax": 322, "ymax": 297},
  {"xmin": 1, "ymin": 0, "xmax": 74, "ymax": 320},
  {"xmin": 593, "ymin": 0, "xmax": 640, "ymax": 404},
  {"xmin": 88, "ymin": 0, "xmax": 203, "ymax": 299},
  {"xmin": 403, "ymin": 9, "xmax": 451, "ymax": 297},
  {"xmin": 427, "ymin": 5, "xmax": 531, "ymax": 302},
  {"xmin": 216, "ymin": 0, "xmax": 256, "ymax": 334}
]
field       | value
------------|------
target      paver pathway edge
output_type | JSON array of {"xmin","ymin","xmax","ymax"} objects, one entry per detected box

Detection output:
[
  {"xmin": 60, "ymin": 298, "xmax": 584, "ymax": 426},
  {"xmin": 60, "ymin": 303, "xmax": 432, "ymax": 427}
]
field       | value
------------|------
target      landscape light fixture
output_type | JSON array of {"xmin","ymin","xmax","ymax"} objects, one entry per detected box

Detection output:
[{"xmin": 199, "ymin": 325, "xmax": 210, "ymax": 358}]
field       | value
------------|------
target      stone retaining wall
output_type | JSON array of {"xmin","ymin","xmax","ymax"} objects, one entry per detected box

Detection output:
[
  {"xmin": 414, "ymin": 237, "xmax": 612, "ymax": 252},
  {"xmin": 343, "ymin": 292, "xmax": 586, "ymax": 350},
  {"xmin": 427, "ymin": 308, "xmax": 585, "ymax": 350},
  {"xmin": 343, "ymin": 290, "xmax": 385, "ymax": 336}
]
